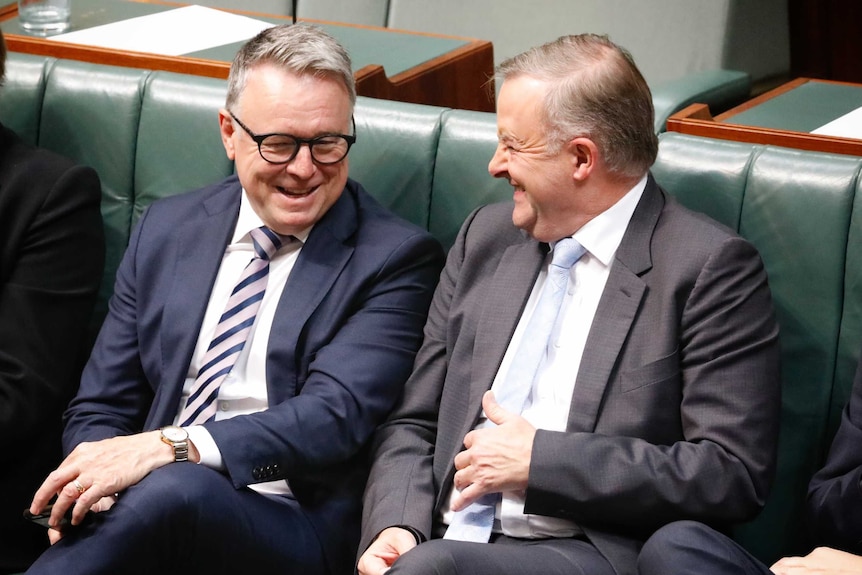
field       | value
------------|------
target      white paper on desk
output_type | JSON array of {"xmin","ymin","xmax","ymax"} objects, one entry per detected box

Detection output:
[
  {"xmin": 811, "ymin": 106, "xmax": 862, "ymax": 139},
  {"xmin": 46, "ymin": 5, "xmax": 273, "ymax": 56}
]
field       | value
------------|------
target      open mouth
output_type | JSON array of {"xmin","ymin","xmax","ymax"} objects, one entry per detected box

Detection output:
[{"xmin": 277, "ymin": 186, "xmax": 316, "ymax": 198}]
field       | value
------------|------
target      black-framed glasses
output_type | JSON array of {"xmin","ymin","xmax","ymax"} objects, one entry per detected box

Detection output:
[{"xmin": 229, "ymin": 111, "xmax": 356, "ymax": 165}]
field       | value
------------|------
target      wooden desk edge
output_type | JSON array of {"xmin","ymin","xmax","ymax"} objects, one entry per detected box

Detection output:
[
  {"xmin": 666, "ymin": 102, "xmax": 862, "ymax": 156},
  {"xmin": 5, "ymin": 35, "xmax": 232, "ymax": 78},
  {"xmin": 2, "ymin": 4, "xmax": 496, "ymax": 111}
]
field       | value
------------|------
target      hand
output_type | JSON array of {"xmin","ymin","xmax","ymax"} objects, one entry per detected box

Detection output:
[
  {"xmin": 357, "ymin": 527, "xmax": 418, "ymax": 575},
  {"xmin": 47, "ymin": 495, "xmax": 117, "ymax": 545},
  {"xmin": 30, "ymin": 431, "xmax": 180, "ymax": 532},
  {"xmin": 450, "ymin": 391, "xmax": 536, "ymax": 511},
  {"xmin": 771, "ymin": 547, "xmax": 862, "ymax": 574}
]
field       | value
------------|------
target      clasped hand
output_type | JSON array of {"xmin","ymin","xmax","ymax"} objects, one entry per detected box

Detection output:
[
  {"xmin": 29, "ymin": 430, "xmax": 175, "ymax": 543},
  {"xmin": 450, "ymin": 390, "xmax": 536, "ymax": 511}
]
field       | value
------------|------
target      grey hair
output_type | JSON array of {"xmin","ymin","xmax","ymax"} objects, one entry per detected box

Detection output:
[
  {"xmin": 496, "ymin": 34, "xmax": 658, "ymax": 179},
  {"xmin": 226, "ymin": 24, "xmax": 355, "ymax": 113}
]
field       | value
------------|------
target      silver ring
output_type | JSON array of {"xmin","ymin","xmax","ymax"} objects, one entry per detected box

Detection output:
[{"xmin": 72, "ymin": 479, "xmax": 86, "ymax": 495}]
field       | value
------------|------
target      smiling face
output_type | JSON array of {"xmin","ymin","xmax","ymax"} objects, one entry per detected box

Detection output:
[
  {"xmin": 219, "ymin": 63, "xmax": 353, "ymax": 236},
  {"xmin": 487, "ymin": 75, "xmax": 582, "ymax": 243}
]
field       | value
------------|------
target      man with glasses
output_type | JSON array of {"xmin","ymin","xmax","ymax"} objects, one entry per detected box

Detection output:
[{"xmin": 25, "ymin": 24, "xmax": 443, "ymax": 575}]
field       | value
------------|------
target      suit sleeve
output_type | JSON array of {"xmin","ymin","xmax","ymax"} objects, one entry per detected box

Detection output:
[
  {"xmin": 0, "ymin": 161, "xmax": 104, "ymax": 452},
  {"xmin": 360, "ymin": 208, "xmax": 479, "ymax": 546},
  {"xmin": 807, "ymin": 349, "xmax": 862, "ymax": 552},
  {"xmin": 62, "ymin": 205, "xmax": 164, "ymax": 449},
  {"xmin": 526, "ymin": 235, "xmax": 781, "ymax": 529}
]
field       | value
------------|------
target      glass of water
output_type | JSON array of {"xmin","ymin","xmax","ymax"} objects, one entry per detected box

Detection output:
[{"xmin": 17, "ymin": 0, "xmax": 70, "ymax": 35}]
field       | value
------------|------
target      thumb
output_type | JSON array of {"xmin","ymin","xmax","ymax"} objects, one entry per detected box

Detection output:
[{"xmin": 483, "ymin": 390, "xmax": 515, "ymax": 425}]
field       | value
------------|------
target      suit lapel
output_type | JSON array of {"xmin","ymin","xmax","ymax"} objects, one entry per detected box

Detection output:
[
  {"xmin": 265, "ymin": 186, "xmax": 358, "ymax": 403},
  {"xmin": 461, "ymin": 238, "xmax": 545, "ymax": 436},
  {"xmin": 152, "ymin": 181, "xmax": 239, "ymax": 427},
  {"xmin": 567, "ymin": 177, "xmax": 664, "ymax": 432}
]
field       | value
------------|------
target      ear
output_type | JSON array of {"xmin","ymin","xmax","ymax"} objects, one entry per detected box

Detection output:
[
  {"xmin": 218, "ymin": 108, "xmax": 237, "ymax": 161},
  {"xmin": 567, "ymin": 137, "xmax": 599, "ymax": 182}
]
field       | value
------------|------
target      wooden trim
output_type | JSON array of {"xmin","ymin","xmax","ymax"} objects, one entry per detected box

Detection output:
[
  {"xmin": 666, "ymin": 100, "xmax": 862, "ymax": 156},
  {"xmin": 0, "ymin": 1, "xmax": 17, "ymax": 19},
  {"xmin": 2, "ymin": 0, "xmax": 495, "ymax": 110}
]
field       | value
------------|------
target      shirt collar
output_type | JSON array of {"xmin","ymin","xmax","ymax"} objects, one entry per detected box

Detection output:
[
  {"xmin": 552, "ymin": 174, "xmax": 647, "ymax": 267},
  {"xmin": 234, "ymin": 190, "xmax": 312, "ymax": 245}
]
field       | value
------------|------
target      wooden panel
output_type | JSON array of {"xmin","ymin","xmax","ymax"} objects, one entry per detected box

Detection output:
[{"xmin": 666, "ymin": 78, "xmax": 862, "ymax": 157}]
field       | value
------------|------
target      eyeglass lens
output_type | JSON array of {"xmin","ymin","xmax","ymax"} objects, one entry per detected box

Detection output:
[{"xmin": 259, "ymin": 134, "xmax": 350, "ymax": 164}]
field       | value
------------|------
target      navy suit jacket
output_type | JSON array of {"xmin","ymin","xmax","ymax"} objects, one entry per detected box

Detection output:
[{"xmin": 63, "ymin": 174, "xmax": 444, "ymax": 574}]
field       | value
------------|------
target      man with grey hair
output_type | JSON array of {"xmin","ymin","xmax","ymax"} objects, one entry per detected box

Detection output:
[
  {"xmin": 359, "ymin": 33, "xmax": 780, "ymax": 575},
  {"xmin": 25, "ymin": 23, "xmax": 443, "ymax": 575}
]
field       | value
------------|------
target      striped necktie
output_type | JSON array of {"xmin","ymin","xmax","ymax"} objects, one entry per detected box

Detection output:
[
  {"xmin": 178, "ymin": 226, "xmax": 285, "ymax": 427},
  {"xmin": 443, "ymin": 237, "xmax": 586, "ymax": 542}
]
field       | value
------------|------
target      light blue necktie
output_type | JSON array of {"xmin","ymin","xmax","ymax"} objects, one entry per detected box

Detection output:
[
  {"xmin": 178, "ymin": 227, "xmax": 285, "ymax": 427},
  {"xmin": 444, "ymin": 237, "xmax": 586, "ymax": 543}
]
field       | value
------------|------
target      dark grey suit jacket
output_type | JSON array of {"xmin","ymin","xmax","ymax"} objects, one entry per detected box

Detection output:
[
  {"xmin": 807, "ymin": 344, "xmax": 862, "ymax": 552},
  {"xmin": 361, "ymin": 175, "xmax": 781, "ymax": 575}
]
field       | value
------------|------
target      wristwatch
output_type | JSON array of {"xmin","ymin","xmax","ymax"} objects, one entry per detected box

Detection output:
[{"xmin": 160, "ymin": 426, "xmax": 189, "ymax": 462}]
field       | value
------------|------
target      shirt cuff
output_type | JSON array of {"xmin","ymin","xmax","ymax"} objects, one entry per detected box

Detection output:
[{"xmin": 185, "ymin": 425, "xmax": 225, "ymax": 471}]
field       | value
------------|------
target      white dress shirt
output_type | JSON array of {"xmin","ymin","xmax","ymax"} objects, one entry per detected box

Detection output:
[
  {"xmin": 174, "ymin": 191, "xmax": 309, "ymax": 496},
  {"xmin": 440, "ymin": 175, "xmax": 647, "ymax": 538}
]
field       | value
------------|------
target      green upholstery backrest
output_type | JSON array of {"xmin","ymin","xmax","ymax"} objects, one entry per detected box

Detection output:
[
  {"xmin": 39, "ymin": 61, "xmax": 150, "ymax": 322},
  {"xmin": 135, "ymin": 71, "xmax": 233, "ymax": 223},
  {"xmin": 430, "ymin": 109, "xmax": 509, "ymax": 249},
  {"xmin": 654, "ymin": 132, "xmax": 862, "ymax": 564},
  {"xmin": 0, "ymin": 52, "xmax": 51, "ymax": 144},
  {"xmin": 350, "ymin": 97, "xmax": 446, "ymax": 230}
]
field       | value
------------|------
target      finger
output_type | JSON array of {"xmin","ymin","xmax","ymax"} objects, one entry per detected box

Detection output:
[
  {"xmin": 47, "ymin": 527, "xmax": 63, "ymax": 545},
  {"xmin": 47, "ymin": 480, "xmax": 86, "ymax": 528},
  {"xmin": 462, "ymin": 428, "xmax": 476, "ymax": 449},
  {"xmin": 450, "ymin": 482, "xmax": 483, "ymax": 511},
  {"xmin": 92, "ymin": 495, "xmax": 117, "ymax": 514},
  {"xmin": 358, "ymin": 552, "xmax": 393, "ymax": 575},
  {"xmin": 482, "ymin": 390, "xmax": 513, "ymax": 426},
  {"xmin": 71, "ymin": 481, "xmax": 110, "ymax": 524},
  {"xmin": 31, "ymin": 467, "xmax": 78, "ymax": 514},
  {"xmin": 453, "ymin": 449, "xmax": 471, "ymax": 471},
  {"xmin": 452, "ymin": 467, "xmax": 473, "ymax": 493}
]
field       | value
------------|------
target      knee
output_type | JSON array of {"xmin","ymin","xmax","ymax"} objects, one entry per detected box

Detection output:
[
  {"xmin": 116, "ymin": 463, "xmax": 223, "ymax": 523},
  {"xmin": 388, "ymin": 540, "xmax": 459, "ymax": 575},
  {"xmin": 638, "ymin": 521, "xmax": 713, "ymax": 575}
]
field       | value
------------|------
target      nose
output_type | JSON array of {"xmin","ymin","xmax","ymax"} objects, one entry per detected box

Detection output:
[
  {"xmin": 488, "ymin": 144, "xmax": 508, "ymax": 178},
  {"xmin": 284, "ymin": 144, "xmax": 316, "ymax": 179}
]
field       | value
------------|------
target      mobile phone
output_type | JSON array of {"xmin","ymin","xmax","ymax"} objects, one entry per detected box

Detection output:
[{"xmin": 23, "ymin": 504, "xmax": 91, "ymax": 531}]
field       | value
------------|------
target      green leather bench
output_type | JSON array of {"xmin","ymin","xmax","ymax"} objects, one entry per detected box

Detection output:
[{"xmin": 2, "ymin": 53, "xmax": 859, "ymax": 568}]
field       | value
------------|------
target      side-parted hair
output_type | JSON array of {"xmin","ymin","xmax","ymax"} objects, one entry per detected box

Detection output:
[
  {"xmin": 496, "ymin": 34, "xmax": 658, "ymax": 179},
  {"xmin": 226, "ymin": 24, "xmax": 355, "ymax": 113}
]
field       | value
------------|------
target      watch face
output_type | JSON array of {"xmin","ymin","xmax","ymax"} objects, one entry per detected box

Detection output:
[{"xmin": 162, "ymin": 426, "xmax": 188, "ymax": 442}]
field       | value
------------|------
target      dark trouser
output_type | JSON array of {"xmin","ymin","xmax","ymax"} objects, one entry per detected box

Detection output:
[
  {"xmin": 25, "ymin": 463, "xmax": 326, "ymax": 575},
  {"xmin": 637, "ymin": 520, "xmax": 774, "ymax": 575},
  {"xmin": 386, "ymin": 533, "xmax": 615, "ymax": 575}
]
